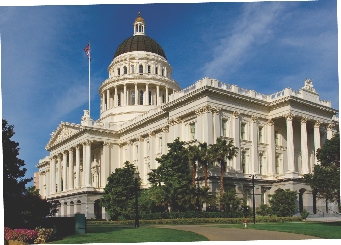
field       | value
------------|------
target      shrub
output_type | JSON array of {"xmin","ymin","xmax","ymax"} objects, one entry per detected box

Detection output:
[
  {"xmin": 256, "ymin": 204, "xmax": 272, "ymax": 216},
  {"xmin": 34, "ymin": 227, "xmax": 56, "ymax": 243},
  {"xmin": 300, "ymin": 209, "xmax": 310, "ymax": 220},
  {"xmin": 4, "ymin": 228, "xmax": 38, "ymax": 243},
  {"xmin": 268, "ymin": 188, "xmax": 298, "ymax": 217}
]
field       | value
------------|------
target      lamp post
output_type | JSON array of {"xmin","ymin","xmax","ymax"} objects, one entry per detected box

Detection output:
[
  {"xmin": 249, "ymin": 174, "xmax": 257, "ymax": 224},
  {"xmin": 134, "ymin": 170, "xmax": 140, "ymax": 228}
]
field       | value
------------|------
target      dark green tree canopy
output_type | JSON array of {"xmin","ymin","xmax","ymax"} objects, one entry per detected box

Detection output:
[
  {"xmin": 3, "ymin": 119, "xmax": 32, "ymax": 198},
  {"xmin": 268, "ymin": 188, "xmax": 298, "ymax": 217},
  {"xmin": 304, "ymin": 133, "xmax": 340, "ymax": 204},
  {"xmin": 100, "ymin": 161, "xmax": 139, "ymax": 220}
]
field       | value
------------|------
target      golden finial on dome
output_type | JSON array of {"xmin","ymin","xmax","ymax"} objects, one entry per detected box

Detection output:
[{"xmin": 135, "ymin": 11, "xmax": 145, "ymax": 23}]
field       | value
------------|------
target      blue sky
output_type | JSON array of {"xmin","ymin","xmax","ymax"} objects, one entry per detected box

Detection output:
[{"xmin": 1, "ymin": 1, "xmax": 339, "ymax": 186}]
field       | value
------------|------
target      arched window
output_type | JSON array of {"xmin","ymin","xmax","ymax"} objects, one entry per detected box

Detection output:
[
  {"xmin": 117, "ymin": 68, "xmax": 120, "ymax": 76},
  {"xmin": 161, "ymin": 68, "xmax": 164, "ymax": 76},
  {"xmin": 117, "ymin": 94, "xmax": 121, "ymax": 106},
  {"xmin": 139, "ymin": 65, "xmax": 143, "ymax": 74},
  {"xmin": 147, "ymin": 65, "xmax": 151, "ymax": 74},
  {"xmin": 131, "ymin": 65, "xmax": 134, "ymax": 74},
  {"xmin": 162, "ymin": 94, "xmax": 165, "ymax": 104},
  {"xmin": 139, "ymin": 90, "xmax": 143, "ymax": 105},
  {"xmin": 131, "ymin": 91, "xmax": 135, "ymax": 105},
  {"xmin": 149, "ymin": 91, "xmax": 152, "ymax": 105},
  {"xmin": 123, "ymin": 66, "xmax": 127, "ymax": 74}
]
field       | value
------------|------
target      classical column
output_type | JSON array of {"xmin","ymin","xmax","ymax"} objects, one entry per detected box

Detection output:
[
  {"xmin": 145, "ymin": 84, "xmax": 149, "ymax": 105},
  {"xmin": 106, "ymin": 89, "xmax": 110, "ymax": 109},
  {"xmin": 62, "ymin": 151, "xmax": 67, "ymax": 192},
  {"xmin": 68, "ymin": 149, "xmax": 74, "ymax": 190},
  {"xmin": 50, "ymin": 157, "xmax": 56, "ymax": 194},
  {"xmin": 314, "ymin": 121, "xmax": 321, "ymax": 165},
  {"xmin": 233, "ymin": 111, "xmax": 241, "ymax": 172},
  {"xmin": 301, "ymin": 117, "xmax": 309, "ymax": 174},
  {"xmin": 138, "ymin": 138, "xmax": 144, "ymax": 180},
  {"xmin": 213, "ymin": 110, "xmax": 221, "ymax": 141},
  {"xmin": 57, "ymin": 154, "xmax": 62, "ymax": 193},
  {"xmin": 156, "ymin": 85, "xmax": 160, "ymax": 105},
  {"xmin": 267, "ymin": 119, "xmax": 275, "ymax": 175},
  {"xmin": 149, "ymin": 132, "xmax": 155, "ymax": 169},
  {"xmin": 75, "ymin": 145, "xmax": 80, "ymax": 189},
  {"xmin": 135, "ymin": 83, "xmax": 138, "ymax": 105},
  {"xmin": 195, "ymin": 109, "xmax": 202, "ymax": 142},
  {"xmin": 165, "ymin": 87, "xmax": 169, "ymax": 103},
  {"xmin": 251, "ymin": 115, "xmax": 258, "ymax": 174},
  {"xmin": 202, "ymin": 106, "xmax": 213, "ymax": 144},
  {"xmin": 114, "ymin": 86, "xmax": 118, "ymax": 107},
  {"xmin": 161, "ymin": 127, "xmax": 168, "ymax": 155},
  {"xmin": 102, "ymin": 142, "xmax": 110, "ymax": 188},
  {"xmin": 101, "ymin": 93, "xmax": 105, "ymax": 112},
  {"xmin": 123, "ymin": 84, "xmax": 127, "ymax": 106},
  {"xmin": 327, "ymin": 123, "xmax": 334, "ymax": 140},
  {"xmin": 286, "ymin": 113, "xmax": 295, "ymax": 173},
  {"xmin": 45, "ymin": 169, "xmax": 50, "ymax": 197},
  {"xmin": 84, "ymin": 140, "xmax": 92, "ymax": 187}
]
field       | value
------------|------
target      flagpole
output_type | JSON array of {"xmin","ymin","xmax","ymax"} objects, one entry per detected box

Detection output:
[{"xmin": 88, "ymin": 41, "xmax": 91, "ymax": 117}]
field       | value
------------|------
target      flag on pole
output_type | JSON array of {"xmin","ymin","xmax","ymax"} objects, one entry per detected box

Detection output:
[{"xmin": 84, "ymin": 43, "xmax": 90, "ymax": 59}]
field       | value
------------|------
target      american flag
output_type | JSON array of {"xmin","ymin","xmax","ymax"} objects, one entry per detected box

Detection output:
[{"xmin": 84, "ymin": 43, "xmax": 90, "ymax": 58}]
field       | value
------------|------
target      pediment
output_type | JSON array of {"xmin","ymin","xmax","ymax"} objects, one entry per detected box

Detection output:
[{"xmin": 46, "ymin": 122, "xmax": 81, "ymax": 148}]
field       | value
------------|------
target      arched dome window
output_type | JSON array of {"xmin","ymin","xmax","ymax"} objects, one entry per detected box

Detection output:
[
  {"xmin": 155, "ymin": 67, "xmax": 158, "ymax": 75},
  {"xmin": 161, "ymin": 68, "xmax": 164, "ymax": 76},
  {"xmin": 162, "ymin": 94, "xmax": 165, "ymax": 104},
  {"xmin": 139, "ymin": 90, "xmax": 143, "ymax": 105},
  {"xmin": 131, "ymin": 91, "xmax": 135, "ymax": 105},
  {"xmin": 147, "ymin": 65, "xmax": 151, "ymax": 74},
  {"xmin": 123, "ymin": 66, "xmax": 127, "ymax": 74},
  {"xmin": 139, "ymin": 65, "xmax": 143, "ymax": 74},
  {"xmin": 117, "ymin": 68, "xmax": 120, "ymax": 76},
  {"xmin": 118, "ymin": 94, "xmax": 121, "ymax": 106},
  {"xmin": 131, "ymin": 65, "xmax": 134, "ymax": 74}
]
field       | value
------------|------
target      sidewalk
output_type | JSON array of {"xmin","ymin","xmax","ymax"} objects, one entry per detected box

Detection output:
[
  {"xmin": 306, "ymin": 216, "xmax": 341, "ymax": 222},
  {"xmin": 156, "ymin": 225, "xmax": 320, "ymax": 241}
]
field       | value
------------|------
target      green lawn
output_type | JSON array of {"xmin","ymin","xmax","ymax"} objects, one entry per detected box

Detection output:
[
  {"xmin": 216, "ymin": 221, "xmax": 341, "ymax": 239},
  {"xmin": 51, "ymin": 224, "xmax": 209, "ymax": 243}
]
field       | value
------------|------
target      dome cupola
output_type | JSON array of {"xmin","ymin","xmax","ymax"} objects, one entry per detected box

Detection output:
[{"xmin": 134, "ymin": 12, "xmax": 145, "ymax": 36}]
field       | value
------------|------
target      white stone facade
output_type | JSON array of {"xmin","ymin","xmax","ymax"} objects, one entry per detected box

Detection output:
[{"xmin": 36, "ymin": 14, "xmax": 339, "ymax": 219}]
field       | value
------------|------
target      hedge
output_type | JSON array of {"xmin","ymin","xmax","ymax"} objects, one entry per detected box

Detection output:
[{"xmin": 87, "ymin": 216, "xmax": 302, "ymax": 225}]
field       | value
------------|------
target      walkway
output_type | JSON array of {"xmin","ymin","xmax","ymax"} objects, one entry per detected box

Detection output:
[{"xmin": 156, "ymin": 224, "xmax": 320, "ymax": 241}]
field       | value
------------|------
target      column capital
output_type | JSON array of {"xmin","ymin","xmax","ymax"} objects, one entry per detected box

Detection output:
[
  {"xmin": 103, "ymin": 141, "xmax": 111, "ymax": 146},
  {"xmin": 314, "ymin": 121, "xmax": 321, "ymax": 128},
  {"xmin": 301, "ymin": 117, "xmax": 308, "ymax": 124},
  {"xmin": 233, "ymin": 111, "xmax": 240, "ymax": 119},
  {"xmin": 76, "ymin": 145, "xmax": 81, "ymax": 150},
  {"xmin": 162, "ymin": 125, "xmax": 169, "ymax": 133},
  {"xmin": 83, "ymin": 140, "xmax": 92, "ymax": 146},
  {"xmin": 68, "ymin": 149, "xmax": 74, "ymax": 155},
  {"xmin": 285, "ymin": 113, "xmax": 294, "ymax": 121},
  {"xmin": 266, "ymin": 119, "xmax": 274, "ymax": 126},
  {"xmin": 149, "ymin": 131, "xmax": 156, "ymax": 137},
  {"xmin": 251, "ymin": 115, "xmax": 258, "ymax": 123},
  {"xmin": 138, "ymin": 137, "xmax": 144, "ymax": 142},
  {"xmin": 327, "ymin": 123, "xmax": 335, "ymax": 130}
]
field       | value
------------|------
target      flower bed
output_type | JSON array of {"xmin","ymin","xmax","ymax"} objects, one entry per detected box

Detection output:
[{"xmin": 4, "ymin": 228, "xmax": 38, "ymax": 244}]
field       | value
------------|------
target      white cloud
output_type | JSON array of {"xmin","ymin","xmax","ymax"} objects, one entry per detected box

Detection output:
[{"xmin": 202, "ymin": 2, "xmax": 286, "ymax": 79}]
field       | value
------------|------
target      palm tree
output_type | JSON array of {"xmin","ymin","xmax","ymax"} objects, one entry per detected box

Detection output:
[
  {"xmin": 209, "ymin": 137, "xmax": 238, "ymax": 211},
  {"xmin": 187, "ymin": 144, "xmax": 199, "ymax": 186},
  {"xmin": 197, "ymin": 142, "xmax": 210, "ymax": 188}
]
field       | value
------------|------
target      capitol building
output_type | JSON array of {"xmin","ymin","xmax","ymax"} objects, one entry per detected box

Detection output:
[{"xmin": 36, "ymin": 13, "xmax": 339, "ymax": 219}]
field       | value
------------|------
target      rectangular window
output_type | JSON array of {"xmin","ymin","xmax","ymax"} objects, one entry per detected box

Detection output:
[
  {"xmin": 190, "ymin": 123, "xmax": 195, "ymax": 140},
  {"xmin": 131, "ymin": 65, "xmax": 134, "ymax": 74},
  {"xmin": 259, "ymin": 156, "xmax": 263, "ymax": 175},
  {"xmin": 275, "ymin": 155, "xmax": 280, "ymax": 174},
  {"xmin": 117, "ymin": 68, "xmax": 120, "ymax": 76},
  {"xmin": 242, "ymin": 151, "xmax": 246, "ymax": 173},
  {"xmin": 258, "ymin": 127, "xmax": 263, "ymax": 143},
  {"xmin": 148, "ymin": 65, "xmax": 151, "ymax": 74},
  {"xmin": 155, "ymin": 67, "xmax": 158, "ymax": 74},
  {"xmin": 241, "ymin": 123, "xmax": 246, "ymax": 140},
  {"xmin": 117, "ymin": 94, "xmax": 121, "ymax": 106},
  {"xmin": 222, "ymin": 119, "xmax": 227, "ymax": 137},
  {"xmin": 275, "ymin": 131, "xmax": 279, "ymax": 145}
]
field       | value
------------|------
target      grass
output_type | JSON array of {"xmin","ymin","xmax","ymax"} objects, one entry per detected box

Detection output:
[
  {"xmin": 215, "ymin": 221, "xmax": 341, "ymax": 239},
  {"xmin": 51, "ymin": 224, "xmax": 209, "ymax": 243}
]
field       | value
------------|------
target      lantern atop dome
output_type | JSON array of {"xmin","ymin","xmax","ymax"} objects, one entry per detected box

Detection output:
[{"xmin": 134, "ymin": 12, "xmax": 146, "ymax": 36}]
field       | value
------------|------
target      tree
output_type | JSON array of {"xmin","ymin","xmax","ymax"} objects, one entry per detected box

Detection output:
[
  {"xmin": 148, "ymin": 138, "xmax": 192, "ymax": 211},
  {"xmin": 304, "ymin": 133, "xmax": 340, "ymax": 207},
  {"xmin": 3, "ymin": 119, "xmax": 32, "ymax": 198},
  {"xmin": 268, "ymin": 188, "xmax": 298, "ymax": 217},
  {"xmin": 100, "ymin": 161, "xmax": 138, "ymax": 220},
  {"xmin": 197, "ymin": 142, "xmax": 210, "ymax": 188},
  {"xmin": 220, "ymin": 188, "xmax": 242, "ymax": 212},
  {"xmin": 187, "ymin": 144, "xmax": 199, "ymax": 186},
  {"xmin": 209, "ymin": 137, "xmax": 238, "ymax": 211}
]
